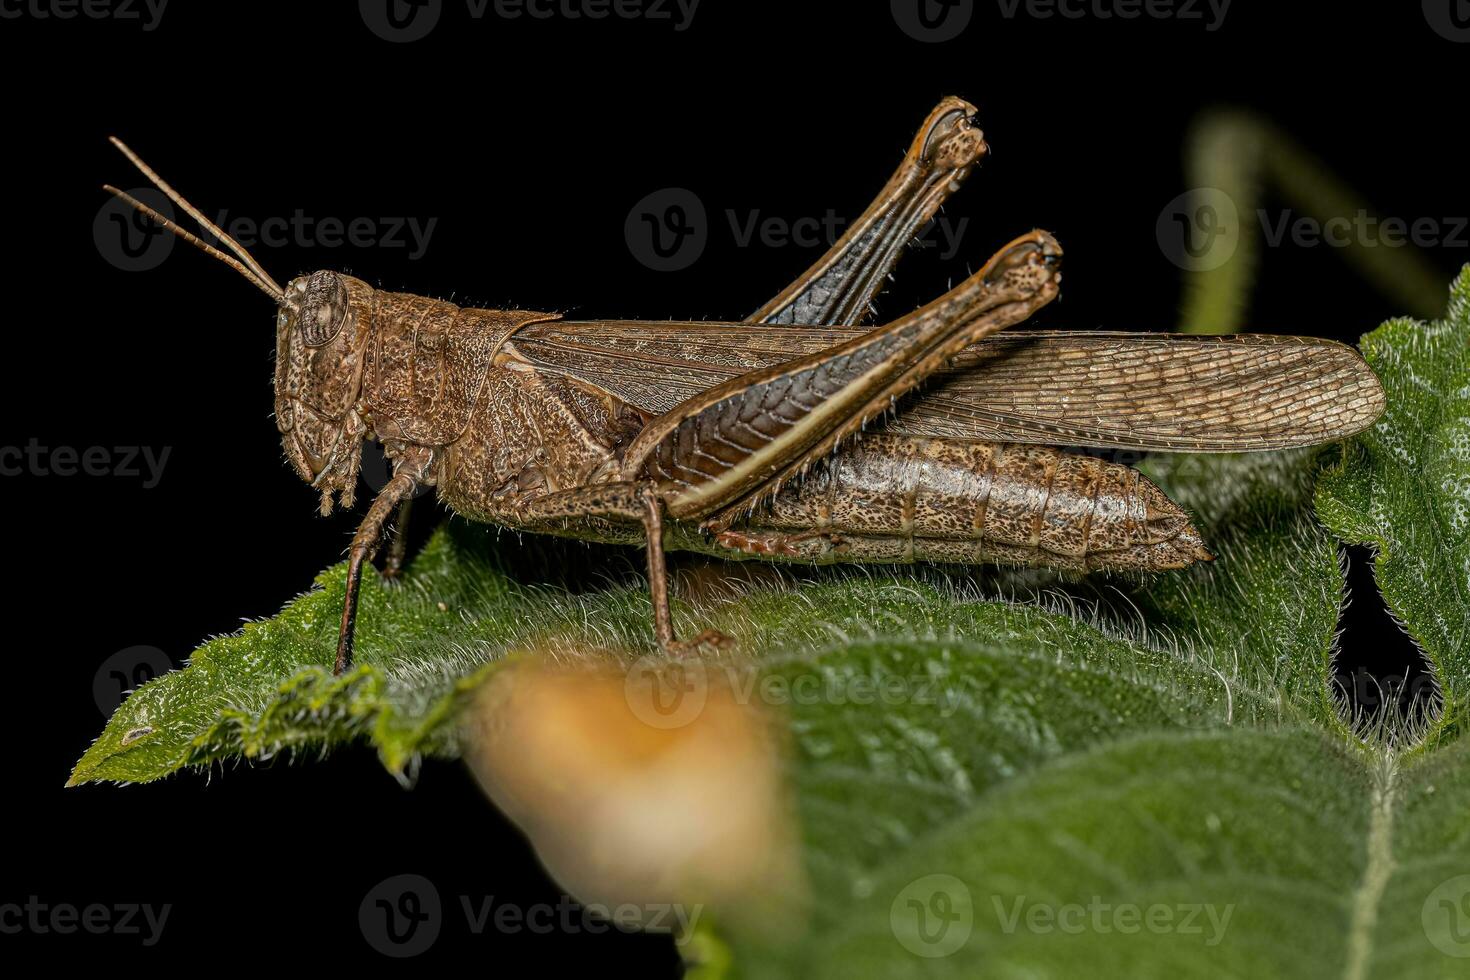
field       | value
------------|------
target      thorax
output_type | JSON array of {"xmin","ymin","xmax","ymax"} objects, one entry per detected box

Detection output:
[{"xmin": 435, "ymin": 356, "xmax": 647, "ymax": 521}]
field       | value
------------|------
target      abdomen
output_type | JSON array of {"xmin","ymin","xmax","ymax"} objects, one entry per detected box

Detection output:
[{"xmin": 707, "ymin": 435, "xmax": 1210, "ymax": 573}]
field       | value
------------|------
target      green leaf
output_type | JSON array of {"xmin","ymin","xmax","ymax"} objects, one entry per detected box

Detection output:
[
  {"xmin": 1317, "ymin": 267, "xmax": 1470, "ymax": 741},
  {"xmin": 69, "ymin": 525, "xmax": 662, "ymax": 784},
  {"xmin": 69, "ymin": 451, "xmax": 1335, "ymax": 787},
  {"xmin": 72, "ymin": 272, "xmax": 1470, "ymax": 977},
  {"xmin": 712, "ymin": 453, "xmax": 1363, "ymax": 979}
]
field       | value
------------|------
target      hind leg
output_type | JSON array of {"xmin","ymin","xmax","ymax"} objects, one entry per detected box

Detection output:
[
  {"xmin": 619, "ymin": 231, "xmax": 1063, "ymax": 527},
  {"xmin": 750, "ymin": 97, "xmax": 988, "ymax": 328}
]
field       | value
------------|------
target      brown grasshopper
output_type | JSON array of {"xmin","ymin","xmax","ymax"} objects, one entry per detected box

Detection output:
[{"xmin": 103, "ymin": 97, "xmax": 1385, "ymax": 673}]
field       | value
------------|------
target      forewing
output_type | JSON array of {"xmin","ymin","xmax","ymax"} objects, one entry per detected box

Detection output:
[
  {"xmin": 507, "ymin": 320, "xmax": 848, "ymax": 410},
  {"xmin": 895, "ymin": 331, "xmax": 1387, "ymax": 451},
  {"xmin": 508, "ymin": 322, "xmax": 1386, "ymax": 452}
]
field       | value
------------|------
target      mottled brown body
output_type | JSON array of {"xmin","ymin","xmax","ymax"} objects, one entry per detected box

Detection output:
[
  {"xmin": 103, "ymin": 97, "xmax": 1385, "ymax": 671},
  {"xmin": 274, "ymin": 279, "xmax": 1207, "ymax": 579},
  {"xmin": 742, "ymin": 436, "xmax": 1203, "ymax": 571},
  {"xmin": 271, "ymin": 275, "xmax": 564, "ymax": 516},
  {"xmin": 435, "ymin": 332, "xmax": 1206, "ymax": 573},
  {"xmin": 437, "ymin": 348, "xmax": 636, "ymax": 525},
  {"xmin": 434, "ymin": 358, "xmax": 1206, "ymax": 571}
]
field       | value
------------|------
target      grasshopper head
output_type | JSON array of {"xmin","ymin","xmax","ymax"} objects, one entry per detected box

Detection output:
[
  {"xmin": 274, "ymin": 270, "xmax": 378, "ymax": 515},
  {"xmin": 103, "ymin": 140, "xmax": 380, "ymax": 516}
]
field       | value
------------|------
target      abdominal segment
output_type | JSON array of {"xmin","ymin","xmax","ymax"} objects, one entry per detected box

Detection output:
[{"xmin": 706, "ymin": 435, "xmax": 1211, "ymax": 573}]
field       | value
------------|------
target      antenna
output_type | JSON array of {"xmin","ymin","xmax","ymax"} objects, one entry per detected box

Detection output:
[{"xmin": 104, "ymin": 138, "xmax": 285, "ymax": 301}]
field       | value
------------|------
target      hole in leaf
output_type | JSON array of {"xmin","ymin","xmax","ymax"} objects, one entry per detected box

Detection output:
[{"xmin": 1331, "ymin": 545, "xmax": 1440, "ymax": 738}]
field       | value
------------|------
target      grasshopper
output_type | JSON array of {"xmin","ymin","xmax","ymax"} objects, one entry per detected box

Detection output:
[{"xmin": 103, "ymin": 97, "xmax": 1385, "ymax": 673}]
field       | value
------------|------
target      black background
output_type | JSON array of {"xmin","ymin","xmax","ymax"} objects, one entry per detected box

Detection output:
[{"xmin": 5, "ymin": 0, "xmax": 1464, "ymax": 970}]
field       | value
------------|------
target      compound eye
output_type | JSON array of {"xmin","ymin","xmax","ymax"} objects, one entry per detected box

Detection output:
[{"xmin": 294, "ymin": 270, "xmax": 349, "ymax": 346}]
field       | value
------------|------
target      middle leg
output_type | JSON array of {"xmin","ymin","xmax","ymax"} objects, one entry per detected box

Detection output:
[{"xmin": 511, "ymin": 482, "xmax": 730, "ymax": 653}]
